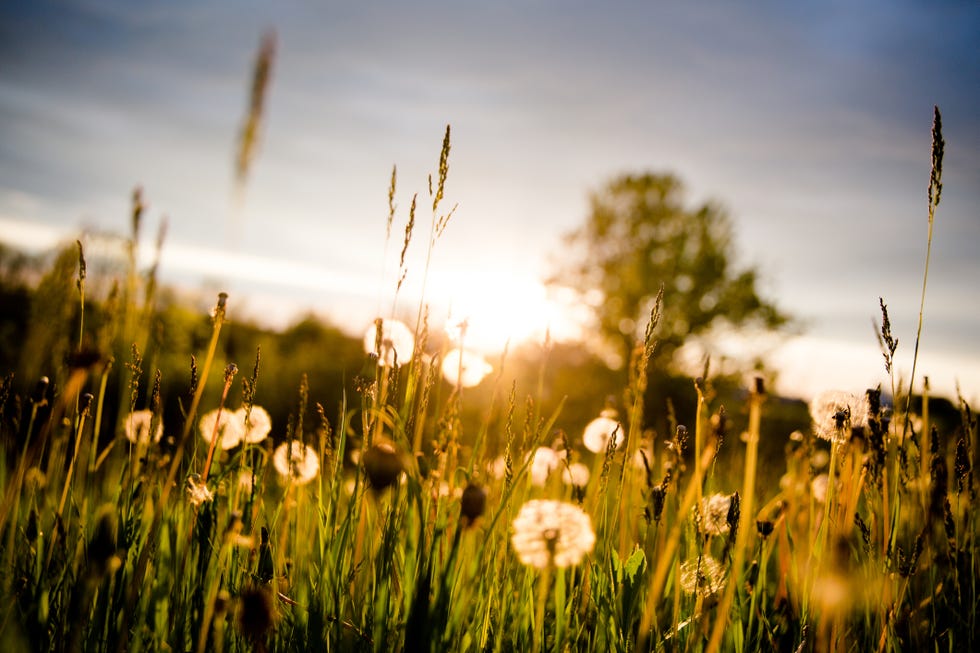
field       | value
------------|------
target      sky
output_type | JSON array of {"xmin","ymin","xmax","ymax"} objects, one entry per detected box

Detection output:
[{"xmin": 1, "ymin": 0, "xmax": 978, "ymax": 401}]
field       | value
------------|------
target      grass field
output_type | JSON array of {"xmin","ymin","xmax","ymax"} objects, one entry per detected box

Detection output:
[{"xmin": 0, "ymin": 110, "xmax": 976, "ymax": 653}]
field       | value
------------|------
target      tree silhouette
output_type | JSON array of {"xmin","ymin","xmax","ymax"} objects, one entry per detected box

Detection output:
[{"xmin": 552, "ymin": 172, "xmax": 788, "ymax": 369}]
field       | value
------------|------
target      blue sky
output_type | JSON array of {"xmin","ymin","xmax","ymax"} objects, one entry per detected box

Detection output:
[{"xmin": 1, "ymin": 0, "xmax": 978, "ymax": 399}]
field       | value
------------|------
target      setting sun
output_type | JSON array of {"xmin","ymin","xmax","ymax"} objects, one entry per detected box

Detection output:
[{"xmin": 433, "ymin": 268, "xmax": 583, "ymax": 353}]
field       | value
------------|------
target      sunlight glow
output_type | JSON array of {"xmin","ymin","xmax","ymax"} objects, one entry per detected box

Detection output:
[
  {"xmin": 434, "ymin": 269, "xmax": 583, "ymax": 353},
  {"xmin": 441, "ymin": 348, "xmax": 493, "ymax": 387}
]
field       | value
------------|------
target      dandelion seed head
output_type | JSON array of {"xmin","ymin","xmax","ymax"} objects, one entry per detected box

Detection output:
[
  {"xmin": 123, "ymin": 409, "xmax": 163, "ymax": 445},
  {"xmin": 433, "ymin": 481, "xmax": 461, "ymax": 499},
  {"xmin": 238, "ymin": 468, "xmax": 257, "ymax": 494},
  {"xmin": 185, "ymin": 473, "xmax": 214, "ymax": 506},
  {"xmin": 810, "ymin": 391, "xmax": 868, "ymax": 443},
  {"xmin": 632, "ymin": 440, "xmax": 654, "ymax": 471},
  {"xmin": 779, "ymin": 472, "xmax": 806, "ymax": 496},
  {"xmin": 582, "ymin": 412, "xmax": 624, "ymax": 453},
  {"xmin": 810, "ymin": 449, "xmax": 830, "ymax": 470},
  {"xmin": 698, "ymin": 493, "xmax": 733, "ymax": 535},
  {"xmin": 236, "ymin": 405, "xmax": 272, "ymax": 444},
  {"xmin": 445, "ymin": 315, "xmax": 469, "ymax": 343},
  {"xmin": 510, "ymin": 499, "xmax": 595, "ymax": 569},
  {"xmin": 199, "ymin": 408, "xmax": 245, "ymax": 450},
  {"xmin": 441, "ymin": 348, "xmax": 492, "ymax": 387},
  {"xmin": 528, "ymin": 446, "xmax": 563, "ymax": 486},
  {"xmin": 679, "ymin": 555, "xmax": 726, "ymax": 598},
  {"xmin": 488, "ymin": 455, "xmax": 508, "ymax": 479},
  {"xmin": 562, "ymin": 462, "xmax": 591, "ymax": 488},
  {"xmin": 363, "ymin": 318, "xmax": 415, "ymax": 368},
  {"xmin": 272, "ymin": 440, "xmax": 320, "ymax": 485}
]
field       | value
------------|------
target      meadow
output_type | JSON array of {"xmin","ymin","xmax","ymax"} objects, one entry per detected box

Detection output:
[{"xmin": 0, "ymin": 110, "xmax": 976, "ymax": 653}]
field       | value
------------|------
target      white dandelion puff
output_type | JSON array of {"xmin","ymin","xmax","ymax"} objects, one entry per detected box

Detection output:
[
  {"xmin": 235, "ymin": 405, "xmax": 272, "ymax": 444},
  {"xmin": 632, "ymin": 443, "xmax": 654, "ymax": 471},
  {"xmin": 561, "ymin": 462, "xmax": 591, "ymax": 488},
  {"xmin": 697, "ymin": 493, "xmax": 734, "ymax": 536},
  {"xmin": 444, "ymin": 315, "xmax": 469, "ymax": 343},
  {"xmin": 273, "ymin": 440, "xmax": 320, "ymax": 485},
  {"xmin": 363, "ymin": 318, "xmax": 415, "ymax": 368},
  {"xmin": 199, "ymin": 408, "xmax": 245, "ymax": 451},
  {"xmin": 527, "ymin": 446, "xmax": 562, "ymax": 486},
  {"xmin": 582, "ymin": 409, "xmax": 624, "ymax": 453},
  {"xmin": 488, "ymin": 455, "xmax": 508, "ymax": 480},
  {"xmin": 809, "ymin": 391, "xmax": 869, "ymax": 444},
  {"xmin": 185, "ymin": 473, "xmax": 214, "ymax": 507},
  {"xmin": 441, "ymin": 348, "xmax": 492, "ymax": 387},
  {"xmin": 123, "ymin": 410, "xmax": 163, "ymax": 445},
  {"xmin": 810, "ymin": 449, "xmax": 830, "ymax": 470},
  {"xmin": 679, "ymin": 555, "xmax": 726, "ymax": 597},
  {"xmin": 510, "ymin": 499, "xmax": 596, "ymax": 569},
  {"xmin": 238, "ymin": 468, "xmax": 258, "ymax": 494}
]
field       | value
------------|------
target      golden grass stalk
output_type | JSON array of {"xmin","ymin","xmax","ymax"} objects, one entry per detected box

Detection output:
[
  {"xmin": 902, "ymin": 106, "xmax": 943, "ymax": 442},
  {"xmin": 115, "ymin": 292, "xmax": 228, "ymax": 653},
  {"xmin": 235, "ymin": 31, "xmax": 276, "ymax": 186},
  {"xmin": 704, "ymin": 378, "xmax": 764, "ymax": 653},
  {"xmin": 636, "ymin": 439, "xmax": 717, "ymax": 649}
]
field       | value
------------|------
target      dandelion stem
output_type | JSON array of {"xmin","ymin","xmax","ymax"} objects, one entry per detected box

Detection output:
[
  {"xmin": 56, "ymin": 396, "xmax": 91, "ymax": 519},
  {"xmin": 202, "ymin": 364, "xmax": 238, "ymax": 482},
  {"xmin": 533, "ymin": 562, "xmax": 553, "ymax": 652}
]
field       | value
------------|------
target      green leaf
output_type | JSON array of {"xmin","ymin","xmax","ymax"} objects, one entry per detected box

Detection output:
[{"xmin": 624, "ymin": 546, "xmax": 646, "ymax": 585}]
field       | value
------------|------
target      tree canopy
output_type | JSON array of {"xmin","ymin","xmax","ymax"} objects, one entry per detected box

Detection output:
[{"xmin": 552, "ymin": 172, "xmax": 788, "ymax": 369}]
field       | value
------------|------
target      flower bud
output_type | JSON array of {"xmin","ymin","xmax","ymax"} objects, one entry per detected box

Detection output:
[
  {"xmin": 460, "ymin": 483, "xmax": 487, "ymax": 525},
  {"xmin": 362, "ymin": 440, "xmax": 403, "ymax": 490}
]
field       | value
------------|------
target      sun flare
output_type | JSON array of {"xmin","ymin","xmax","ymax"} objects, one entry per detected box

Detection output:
[{"xmin": 433, "ymin": 269, "xmax": 582, "ymax": 353}]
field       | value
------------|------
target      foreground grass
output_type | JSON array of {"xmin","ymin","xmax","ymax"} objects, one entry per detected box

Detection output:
[{"xmin": 1, "ymin": 111, "xmax": 976, "ymax": 653}]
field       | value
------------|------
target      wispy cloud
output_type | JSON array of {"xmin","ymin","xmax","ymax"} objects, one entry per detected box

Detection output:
[{"xmin": 1, "ymin": 0, "xmax": 977, "ymax": 398}]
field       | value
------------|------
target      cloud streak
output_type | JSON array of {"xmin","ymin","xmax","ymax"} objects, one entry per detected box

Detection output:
[{"xmin": 1, "ymin": 0, "xmax": 977, "ymax": 399}]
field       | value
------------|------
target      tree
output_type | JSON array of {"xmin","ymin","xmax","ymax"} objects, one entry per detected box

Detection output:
[{"xmin": 552, "ymin": 172, "xmax": 787, "ymax": 369}]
